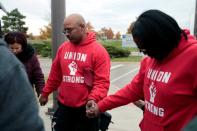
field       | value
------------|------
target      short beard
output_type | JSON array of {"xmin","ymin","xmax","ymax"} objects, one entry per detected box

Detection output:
[{"xmin": 69, "ymin": 36, "xmax": 82, "ymax": 45}]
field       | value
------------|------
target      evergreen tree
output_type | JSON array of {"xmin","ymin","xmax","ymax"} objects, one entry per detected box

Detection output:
[{"xmin": 1, "ymin": 8, "xmax": 28, "ymax": 35}]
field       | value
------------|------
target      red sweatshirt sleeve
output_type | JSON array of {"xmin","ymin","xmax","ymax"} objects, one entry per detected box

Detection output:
[
  {"xmin": 98, "ymin": 57, "xmax": 149, "ymax": 112},
  {"xmin": 88, "ymin": 45, "xmax": 111, "ymax": 102},
  {"xmin": 42, "ymin": 46, "xmax": 63, "ymax": 97}
]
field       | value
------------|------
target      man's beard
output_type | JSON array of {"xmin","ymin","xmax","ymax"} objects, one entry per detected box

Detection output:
[{"xmin": 67, "ymin": 36, "xmax": 82, "ymax": 45}]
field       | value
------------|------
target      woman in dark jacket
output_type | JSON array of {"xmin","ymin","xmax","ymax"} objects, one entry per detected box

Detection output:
[{"xmin": 4, "ymin": 31, "xmax": 45, "ymax": 97}]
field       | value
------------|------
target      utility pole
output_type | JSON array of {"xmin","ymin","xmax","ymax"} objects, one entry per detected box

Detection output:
[
  {"xmin": 0, "ymin": 2, "xmax": 8, "ymax": 38},
  {"xmin": 194, "ymin": 0, "xmax": 197, "ymax": 37},
  {"xmin": 48, "ymin": 0, "xmax": 65, "ymax": 114}
]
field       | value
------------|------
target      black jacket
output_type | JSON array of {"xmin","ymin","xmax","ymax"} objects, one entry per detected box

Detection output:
[{"xmin": 0, "ymin": 40, "xmax": 45, "ymax": 131}]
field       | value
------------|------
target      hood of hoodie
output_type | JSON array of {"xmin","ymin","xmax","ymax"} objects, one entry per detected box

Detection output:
[
  {"xmin": 154, "ymin": 29, "xmax": 197, "ymax": 64},
  {"xmin": 16, "ymin": 44, "xmax": 35, "ymax": 62}
]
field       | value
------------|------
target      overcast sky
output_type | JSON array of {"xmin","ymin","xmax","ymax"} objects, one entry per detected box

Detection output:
[{"xmin": 0, "ymin": 0, "xmax": 195, "ymax": 35}]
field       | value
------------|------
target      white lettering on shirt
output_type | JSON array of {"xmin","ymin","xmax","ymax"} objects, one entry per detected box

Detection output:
[
  {"xmin": 147, "ymin": 69, "xmax": 171, "ymax": 83},
  {"xmin": 145, "ymin": 100, "xmax": 164, "ymax": 117},
  {"xmin": 63, "ymin": 75, "xmax": 84, "ymax": 83},
  {"xmin": 64, "ymin": 52, "xmax": 87, "ymax": 62}
]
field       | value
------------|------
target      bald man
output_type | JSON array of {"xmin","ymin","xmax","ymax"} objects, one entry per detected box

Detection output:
[{"xmin": 39, "ymin": 14, "xmax": 111, "ymax": 131}]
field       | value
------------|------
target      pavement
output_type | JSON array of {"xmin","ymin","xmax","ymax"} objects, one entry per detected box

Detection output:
[{"xmin": 38, "ymin": 57, "xmax": 143, "ymax": 131}]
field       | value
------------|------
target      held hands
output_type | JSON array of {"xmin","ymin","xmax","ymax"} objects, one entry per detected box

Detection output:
[
  {"xmin": 39, "ymin": 95, "xmax": 48, "ymax": 106},
  {"xmin": 86, "ymin": 100, "xmax": 100, "ymax": 118},
  {"xmin": 133, "ymin": 100, "xmax": 145, "ymax": 111}
]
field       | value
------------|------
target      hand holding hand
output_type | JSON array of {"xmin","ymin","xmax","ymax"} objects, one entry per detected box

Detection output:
[
  {"xmin": 133, "ymin": 100, "xmax": 145, "ymax": 111},
  {"xmin": 86, "ymin": 100, "xmax": 100, "ymax": 118},
  {"xmin": 86, "ymin": 100, "xmax": 96, "ymax": 109}
]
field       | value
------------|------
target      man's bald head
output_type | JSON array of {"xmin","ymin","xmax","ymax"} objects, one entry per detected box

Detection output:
[
  {"xmin": 63, "ymin": 14, "xmax": 87, "ymax": 45},
  {"xmin": 64, "ymin": 13, "xmax": 86, "ymax": 27}
]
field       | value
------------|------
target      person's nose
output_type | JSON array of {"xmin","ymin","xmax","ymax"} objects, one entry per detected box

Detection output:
[{"xmin": 12, "ymin": 49, "xmax": 17, "ymax": 53}]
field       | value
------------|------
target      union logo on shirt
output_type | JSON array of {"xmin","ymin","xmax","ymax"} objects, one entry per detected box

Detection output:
[
  {"xmin": 149, "ymin": 82, "xmax": 156, "ymax": 103},
  {"xmin": 145, "ymin": 82, "xmax": 165, "ymax": 117},
  {"xmin": 68, "ymin": 61, "xmax": 78, "ymax": 76},
  {"xmin": 62, "ymin": 61, "xmax": 84, "ymax": 84}
]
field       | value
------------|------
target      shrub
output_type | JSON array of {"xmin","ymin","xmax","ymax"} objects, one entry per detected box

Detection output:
[
  {"xmin": 40, "ymin": 41, "xmax": 52, "ymax": 57},
  {"xmin": 31, "ymin": 40, "xmax": 130, "ymax": 58},
  {"xmin": 103, "ymin": 44, "xmax": 130, "ymax": 58},
  {"xmin": 31, "ymin": 40, "xmax": 52, "ymax": 58}
]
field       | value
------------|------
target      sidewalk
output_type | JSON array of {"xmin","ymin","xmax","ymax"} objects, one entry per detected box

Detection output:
[{"xmin": 38, "ymin": 57, "xmax": 143, "ymax": 131}]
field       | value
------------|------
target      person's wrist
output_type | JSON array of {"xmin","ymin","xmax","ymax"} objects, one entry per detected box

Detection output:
[{"xmin": 41, "ymin": 92, "xmax": 49, "ymax": 98}]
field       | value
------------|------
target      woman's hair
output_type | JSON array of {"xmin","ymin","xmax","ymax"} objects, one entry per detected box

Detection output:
[
  {"xmin": 4, "ymin": 32, "xmax": 27, "ymax": 49},
  {"xmin": 132, "ymin": 9, "xmax": 187, "ymax": 60}
]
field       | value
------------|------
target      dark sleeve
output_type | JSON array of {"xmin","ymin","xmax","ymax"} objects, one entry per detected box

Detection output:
[
  {"xmin": 183, "ymin": 116, "xmax": 197, "ymax": 131},
  {"xmin": 31, "ymin": 54, "xmax": 45, "ymax": 96},
  {"xmin": 0, "ymin": 62, "xmax": 45, "ymax": 131}
]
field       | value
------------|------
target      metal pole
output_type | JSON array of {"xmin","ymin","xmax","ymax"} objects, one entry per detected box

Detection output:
[
  {"xmin": 194, "ymin": 0, "xmax": 197, "ymax": 37},
  {"xmin": 0, "ymin": 20, "xmax": 2, "ymax": 38},
  {"xmin": 48, "ymin": 0, "xmax": 65, "ymax": 114},
  {"xmin": 0, "ymin": 2, "xmax": 8, "ymax": 38}
]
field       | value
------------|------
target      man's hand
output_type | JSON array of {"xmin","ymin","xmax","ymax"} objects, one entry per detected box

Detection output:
[
  {"xmin": 86, "ymin": 100, "xmax": 96, "ymax": 110},
  {"xmin": 39, "ymin": 95, "xmax": 48, "ymax": 106},
  {"xmin": 86, "ymin": 100, "xmax": 100, "ymax": 118},
  {"xmin": 133, "ymin": 100, "xmax": 145, "ymax": 111}
]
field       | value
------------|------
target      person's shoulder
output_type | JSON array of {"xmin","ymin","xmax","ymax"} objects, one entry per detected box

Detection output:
[
  {"xmin": 29, "ymin": 53, "xmax": 39, "ymax": 62},
  {"xmin": 94, "ymin": 43, "xmax": 109, "ymax": 56},
  {"xmin": 58, "ymin": 41, "xmax": 70, "ymax": 50},
  {"xmin": 183, "ymin": 117, "xmax": 197, "ymax": 131},
  {"xmin": 140, "ymin": 56, "xmax": 153, "ymax": 65},
  {"xmin": 0, "ymin": 39, "xmax": 6, "ymax": 46},
  {"xmin": 92, "ymin": 41, "xmax": 107, "ymax": 50}
]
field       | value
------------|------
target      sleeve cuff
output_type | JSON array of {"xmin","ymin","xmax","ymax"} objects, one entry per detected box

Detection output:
[{"xmin": 41, "ymin": 91, "xmax": 50, "ymax": 97}]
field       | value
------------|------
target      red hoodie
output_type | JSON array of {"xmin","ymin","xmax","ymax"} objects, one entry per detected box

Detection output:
[
  {"xmin": 98, "ymin": 30, "xmax": 197, "ymax": 131},
  {"xmin": 42, "ymin": 32, "xmax": 110, "ymax": 107}
]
